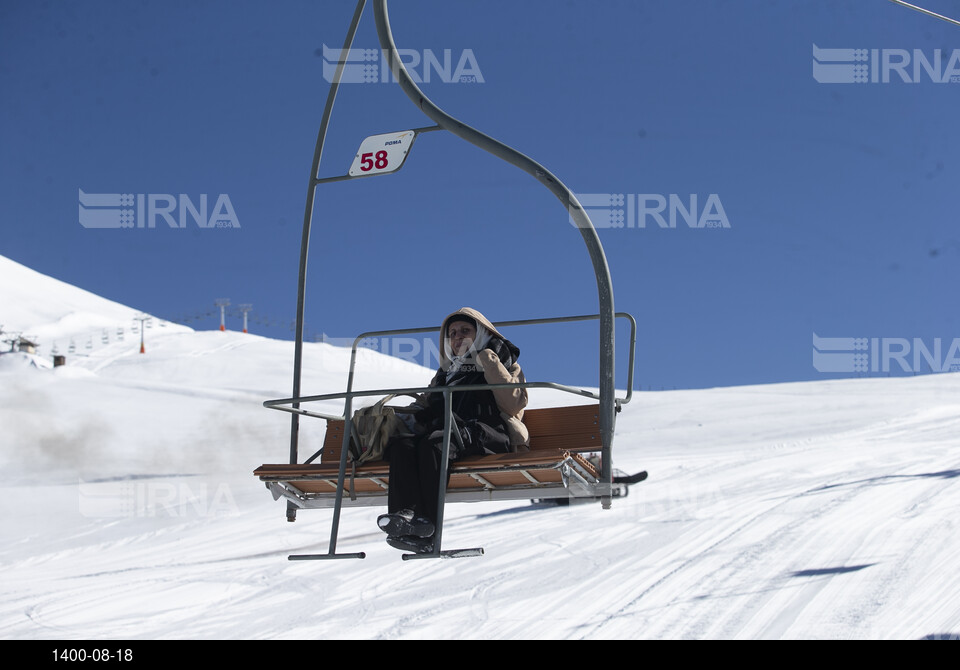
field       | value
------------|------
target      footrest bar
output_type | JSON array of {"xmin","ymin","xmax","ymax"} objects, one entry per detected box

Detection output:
[
  {"xmin": 287, "ymin": 551, "xmax": 367, "ymax": 560},
  {"xmin": 401, "ymin": 547, "xmax": 485, "ymax": 560}
]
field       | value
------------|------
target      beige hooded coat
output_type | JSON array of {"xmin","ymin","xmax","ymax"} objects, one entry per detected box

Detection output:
[{"xmin": 429, "ymin": 307, "xmax": 530, "ymax": 450}]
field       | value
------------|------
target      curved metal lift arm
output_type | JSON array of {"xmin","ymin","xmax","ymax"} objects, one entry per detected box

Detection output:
[{"xmin": 372, "ymin": 0, "xmax": 618, "ymax": 506}]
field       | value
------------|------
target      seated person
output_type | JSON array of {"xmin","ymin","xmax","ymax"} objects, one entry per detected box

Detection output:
[{"xmin": 377, "ymin": 307, "xmax": 529, "ymax": 553}]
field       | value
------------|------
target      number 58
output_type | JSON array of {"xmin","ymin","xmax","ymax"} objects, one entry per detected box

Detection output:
[{"xmin": 360, "ymin": 150, "xmax": 389, "ymax": 171}]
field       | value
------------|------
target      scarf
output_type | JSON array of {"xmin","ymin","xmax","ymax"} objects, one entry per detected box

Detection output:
[{"xmin": 443, "ymin": 323, "xmax": 491, "ymax": 383}]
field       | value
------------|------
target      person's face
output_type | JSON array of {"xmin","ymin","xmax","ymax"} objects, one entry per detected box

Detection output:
[{"xmin": 448, "ymin": 320, "xmax": 476, "ymax": 356}]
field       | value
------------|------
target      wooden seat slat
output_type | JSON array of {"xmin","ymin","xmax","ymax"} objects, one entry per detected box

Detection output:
[{"xmin": 254, "ymin": 448, "xmax": 581, "ymax": 478}]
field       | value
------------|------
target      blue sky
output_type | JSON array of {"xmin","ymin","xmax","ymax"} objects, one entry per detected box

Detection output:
[{"xmin": 2, "ymin": 0, "xmax": 959, "ymax": 391}]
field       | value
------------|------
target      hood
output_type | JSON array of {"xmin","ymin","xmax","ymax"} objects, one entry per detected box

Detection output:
[{"xmin": 439, "ymin": 307, "xmax": 519, "ymax": 366}]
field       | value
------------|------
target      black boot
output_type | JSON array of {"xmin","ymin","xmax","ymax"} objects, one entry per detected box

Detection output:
[
  {"xmin": 386, "ymin": 534, "xmax": 435, "ymax": 554},
  {"xmin": 377, "ymin": 508, "xmax": 435, "ymax": 538}
]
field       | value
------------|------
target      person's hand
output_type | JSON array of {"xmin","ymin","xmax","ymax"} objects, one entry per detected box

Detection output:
[{"xmin": 476, "ymin": 348, "xmax": 500, "ymax": 370}]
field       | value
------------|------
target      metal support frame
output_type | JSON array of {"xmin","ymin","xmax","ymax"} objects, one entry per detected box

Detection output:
[
  {"xmin": 267, "ymin": 312, "xmax": 635, "ymax": 559},
  {"xmin": 261, "ymin": 453, "xmax": 612, "ymax": 509},
  {"xmin": 278, "ymin": 0, "xmax": 626, "ymax": 558}
]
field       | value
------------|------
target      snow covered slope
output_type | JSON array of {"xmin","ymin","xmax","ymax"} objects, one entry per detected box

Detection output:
[
  {"xmin": 0, "ymin": 254, "xmax": 191, "ymax": 356},
  {"xmin": 1, "ymin": 255, "xmax": 958, "ymax": 640}
]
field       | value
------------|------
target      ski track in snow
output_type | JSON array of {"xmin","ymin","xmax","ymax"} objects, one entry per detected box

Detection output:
[{"xmin": 565, "ymin": 435, "xmax": 960, "ymax": 639}]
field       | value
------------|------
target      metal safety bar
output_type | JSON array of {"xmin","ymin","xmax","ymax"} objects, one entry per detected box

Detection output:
[{"xmin": 267, "ymin": 312, "xmax": 636, "ymax": 424}]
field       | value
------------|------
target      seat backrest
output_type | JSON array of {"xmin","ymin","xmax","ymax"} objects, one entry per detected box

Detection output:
[
  {"xmin": 522, "ymin": 404, "xmax": 600, "ymax": 453},
  {"xmin": 319, "ymin": 404, "xmax": 601, "ymax": 464}
]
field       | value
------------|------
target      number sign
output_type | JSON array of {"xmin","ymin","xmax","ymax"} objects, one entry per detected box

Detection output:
[{"xmin": 348, "ymin": 130, "xmax": 416, "ymax": 177}]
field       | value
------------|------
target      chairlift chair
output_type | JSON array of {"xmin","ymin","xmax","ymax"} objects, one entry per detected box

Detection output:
[{"xmin": 255, "ymin": 0, "xmax": 646, "ymax": 560}]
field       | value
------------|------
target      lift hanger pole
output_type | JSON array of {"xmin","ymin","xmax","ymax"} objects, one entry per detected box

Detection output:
[{"xmin": 287, "ymin": 0, "xmax": 368, "ymax": 522}]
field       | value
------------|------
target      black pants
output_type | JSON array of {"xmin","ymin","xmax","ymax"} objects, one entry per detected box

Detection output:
[
  {"xmin": 386, "ymin": 436, "xmax": 446, "ymax": 525},
  {"xmin": 386, "ymin": 419, "xmax": 510, "ymax": 524}
]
